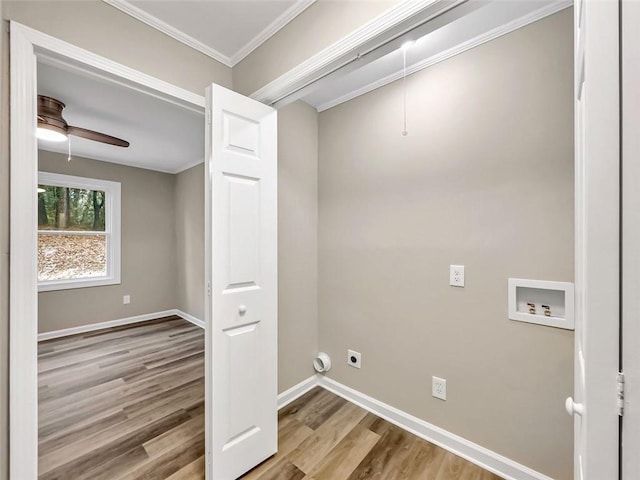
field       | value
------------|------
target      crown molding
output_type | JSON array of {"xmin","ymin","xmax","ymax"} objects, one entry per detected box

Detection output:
[
  {"xmin": 102, "ymin": 0, "xmax": 234, "ymax": 67},
  {"xmin": 103, "ymin": 0, "xmax": 314, "ymax": 68},
  {"xmin": 229, "ymin": 0, "xmax": 316, "ymax": 66},
  {"xmin": 316, "ymin": 0, "xmax": 573, "ymax": 112}
]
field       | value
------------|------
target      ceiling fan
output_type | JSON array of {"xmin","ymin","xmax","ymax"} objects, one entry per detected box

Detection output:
[{"xmin": 37, "ymin": 95, "xmax": 130, "ymax": 148}]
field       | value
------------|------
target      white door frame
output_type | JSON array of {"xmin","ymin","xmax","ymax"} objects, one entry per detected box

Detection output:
[
  {"xmin": 571, "ymin": 1, "xmax": 621, "ymax": 478},
  {"xmin": 621, "ymin": 1, "xmax": 640, "ymax": 478},
  {"xmin": 8, "ymin": 22, "xmax": 206, "ymax": 480}
]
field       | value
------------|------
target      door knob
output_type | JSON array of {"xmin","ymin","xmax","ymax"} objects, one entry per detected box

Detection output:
[
  {"xmin": 238, "ymin": 305, "xmax": 247, "ymax": 316},
  {"xmin": 565, "ymin": 397, "xmax": 584, "ymax": 417}
]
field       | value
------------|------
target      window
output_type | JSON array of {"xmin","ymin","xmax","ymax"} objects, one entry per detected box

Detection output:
[{"xmin": 38, "ymin": 172, "xmax": 121, "ymax": 291}]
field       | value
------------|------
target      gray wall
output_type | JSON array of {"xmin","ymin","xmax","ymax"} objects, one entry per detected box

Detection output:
[
  {"xmin": 38, "ymin": 151, "xmax": 178, "ymax": 332},
  {"xmin": 175, "ymin": 163, "xmax": 205, "ymax": 320},
  {"xmin": 317, "ymin": 10, "xmax": 574, "ymax": 480},
  {"xmin": 277, "ymin": 101, "xmax": 319, "ymax": 391}
]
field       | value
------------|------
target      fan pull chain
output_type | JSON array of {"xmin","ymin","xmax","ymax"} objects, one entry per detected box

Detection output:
[
  {"xmin": 67, "ymin": 136, "xmax": 72, "ymax": 162},
  {"xmin": 402, "ymin": 48, "xmax": 408, "ymax": 137}
]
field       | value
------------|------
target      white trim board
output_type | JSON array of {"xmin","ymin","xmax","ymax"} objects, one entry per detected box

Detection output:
[
  {"xmin": 315, "ymin": 0, "xmax": 572, "ymax": 112},
  {"xmin": 102, "ymin": 0, "xmax": 315, "ymax": 68},
  {"xmin": 229, "ymin": 0, "xmax": 316, "ymax": 66},
  {"xmin": 10, "ymin": 21, "xmax": 40, "ymax": 480},
  {"xmin": 251, "ymin": 0, "xmax": 458, "ymax": 106},
  {"xmin": 37, "ymin": 310, "xmax": 178, "ymax": 341},
  {"xmin": 175, "ymin": 309, "xmax": 206, "ymax": 329},
  {"xmin": 277, "ymin": 375, "xmax": 318, "ymax": 410},
  {"xmin": 37, "ymin": 309, "xmax": 204, "ymax": 341},
  {"xmin": 10, "ymin": 22, "xmax": 205, "ymax": 111},
  {"xmin": 102, "ymin": 0, "xmax": 231, "ymax": 66},
  {"xmin": 284, "ymin": 375, "xmax": 555, "ymax": 480}
]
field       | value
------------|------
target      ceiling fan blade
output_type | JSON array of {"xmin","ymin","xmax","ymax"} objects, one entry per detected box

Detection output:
[{"xmin": 67, "ymin": 126, "xmax": 130, "ymax": 147}]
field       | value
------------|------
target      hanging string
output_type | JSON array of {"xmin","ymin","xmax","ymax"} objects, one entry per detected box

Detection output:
[
  {"xmin": 402, "ymin": 47, "xmax": 408, "ymax": 137},
  {"xmin": 67, "ymin": 135, "xmax": 72, "ymax": 162}
]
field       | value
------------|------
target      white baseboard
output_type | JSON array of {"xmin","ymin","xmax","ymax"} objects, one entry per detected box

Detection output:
[
  {"xmin": 38, "ymin": 308, "xmax": 205, "ymax": 341},
  {"xmin": 316, "ymin": 375, "xmax": 554, "ymax": 480},
  {"xmin": 37, "ymin": 309, "xmax": 179, "ymax": 341},
  {"xmin": 277, "ymin": 375, "xmax": 318, "ymax": 410},
  {"xmin": 174, "ymin": 309, "xmax": 205, "ymax": 329}
]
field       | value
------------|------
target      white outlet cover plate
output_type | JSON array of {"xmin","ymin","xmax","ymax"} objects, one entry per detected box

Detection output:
[
  {"xmin": 123, "ymin": 295, "xmax": 131, "ymax": 304},
  {"xmin": 449, "ymin": 265, "xmax": 465, "ymax": 287},
  {"xmin": 432, "ymin": 376, "xmax": 447, "ymax": 400},
  {"xmin": 347, "ymin": 349, "xmax": 362, "ymax": 368}
]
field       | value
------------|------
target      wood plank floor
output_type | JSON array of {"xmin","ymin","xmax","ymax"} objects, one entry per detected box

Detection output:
[
  {"xmin": 39, "ymin": 316, "xmax": 503, "ymax": 480},
  {"xmin": 241, "ymin": 388, "xmax": 504, "ymax": 480},
  {"xmin": 38, "ymin": 316, "xmax": 205, "ymax": 480}
]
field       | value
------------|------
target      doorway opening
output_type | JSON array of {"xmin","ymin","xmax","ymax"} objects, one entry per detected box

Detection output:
[
  {"xmin": 35, "ymin": 56, "xmax": 207, "ymax": 478},
  {"xmin": 10, "ymin": 22, "xmax": 209, "ymax": 480}
]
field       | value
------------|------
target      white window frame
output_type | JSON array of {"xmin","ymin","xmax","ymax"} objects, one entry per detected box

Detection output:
[{"xmin": 37, "ymin": 171, "xmax": 121, "ymax": 292}]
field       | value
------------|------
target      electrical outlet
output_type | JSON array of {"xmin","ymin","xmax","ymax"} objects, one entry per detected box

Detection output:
[
  {"xmin": 123, "ymin": 295, "xmax": 131, "ymax": 305},
  {"xmin": 449, "ymin": 265, "xmax": 465, "ymax": 287},
  {"xmin": 347, "ymin": 350, "xmax": 362, "ymax": 369},
  {"xmin": 432, "ymin": 376, "xmax": 447, "ymax": 400}
]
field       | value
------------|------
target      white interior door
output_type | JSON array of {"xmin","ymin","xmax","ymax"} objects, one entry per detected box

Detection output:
[
  {"xmin": 205, "ymin": 84, "xmax": 278, "ymax": 480},
  {"xmin": 569, "ymin": 1, "xmax": 620, "ymax": 479},
  {"xmin": 622, "ymin": 2, "xmax": 640, "ymax": 478}
]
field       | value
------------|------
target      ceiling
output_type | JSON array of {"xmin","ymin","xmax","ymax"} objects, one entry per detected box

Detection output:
[
  {"xmin": 37, "ymin": 61, "xmax": 204, "ymax": 174},
  {"xmin": 104, "ymin": 0, "xmax": 315, "ymax": 67}
]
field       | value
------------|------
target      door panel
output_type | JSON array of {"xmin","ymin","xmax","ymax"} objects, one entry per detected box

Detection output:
[
  {"xmin": 224, "ymin": 174, "xmax": 261, "ymax": 288},
  {"xmin": 205, "ymin": 84, "xmax": 278, "ymax": 480}
]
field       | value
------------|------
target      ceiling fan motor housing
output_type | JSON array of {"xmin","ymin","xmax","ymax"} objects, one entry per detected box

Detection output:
[{"xmin": 38, "ymin": 95, "xmax": 69, "ymax": 134}]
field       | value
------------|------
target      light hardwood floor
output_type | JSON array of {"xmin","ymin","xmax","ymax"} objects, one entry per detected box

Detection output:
[
  {"xmin": 242, "ymin": 388, "xmax": 504, "ymax": 480},
  {"xmin": 39, "ymin": 317, "xmax": 503, "ymax": 480},
  {"xmin": 38, "ymin": 316, "xmax": 205, "ymax": 480}
]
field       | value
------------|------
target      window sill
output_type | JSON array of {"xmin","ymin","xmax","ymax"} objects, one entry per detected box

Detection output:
[{"xmin": 38, "ymin": 276, "xmax": 121, "ymax": 292}]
